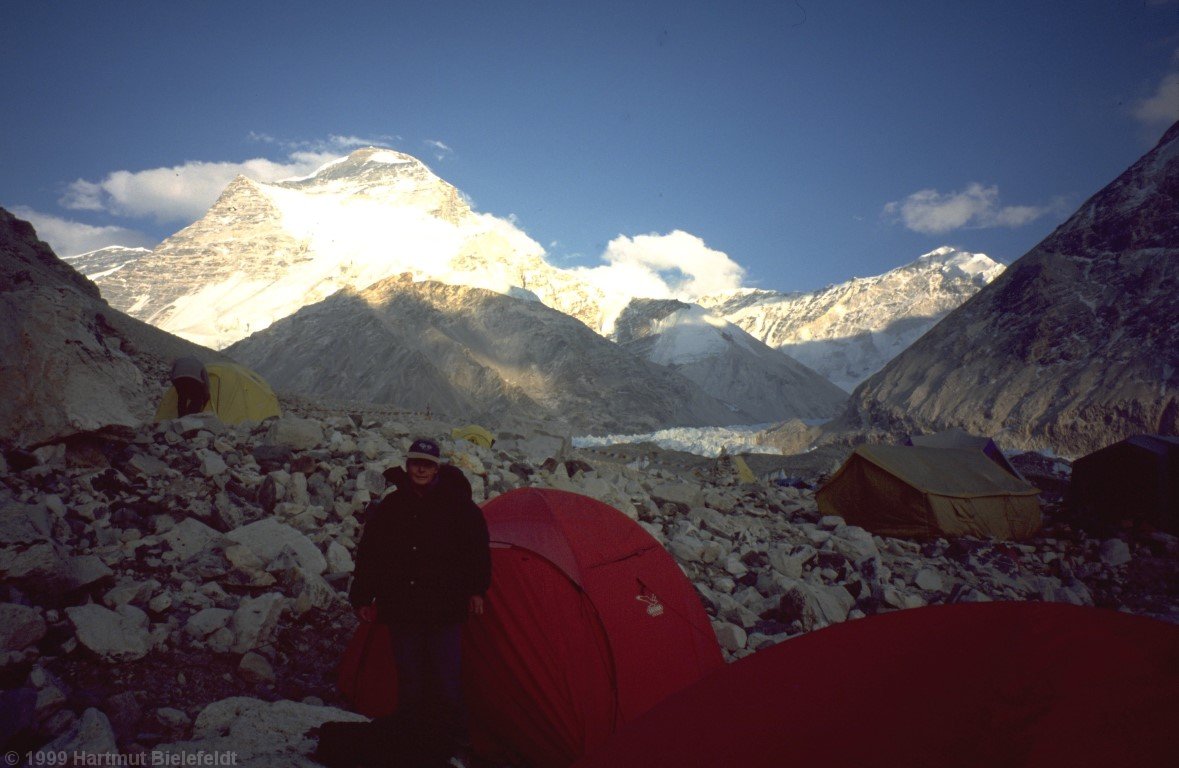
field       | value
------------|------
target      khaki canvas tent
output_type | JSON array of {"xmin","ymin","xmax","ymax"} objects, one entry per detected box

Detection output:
[
  {"xmin": 155, "ymin": 362, "xmax": 280, "ymax": 425},
  {"xmin": 906, "ymin": 427, "xmax": 1024, "ymax": 481},
  {"xmin": 817, "ymin": 445, "xmax": 1042, "ymax": 540}
]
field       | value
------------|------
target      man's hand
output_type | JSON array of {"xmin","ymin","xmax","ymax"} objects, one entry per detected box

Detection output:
[
  {"xmin": 469, "ymin": 595, "xmax": 485, "ymax": 616},
  {"xmin": 357, "ymin": 605, "xmax": 377, "ymax": 623}
]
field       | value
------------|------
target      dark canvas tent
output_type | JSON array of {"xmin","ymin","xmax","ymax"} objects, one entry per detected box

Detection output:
[
  {"xmin": 154, "ymin": 362, "xmax": 280, "ymax": 425},
  {"xmin": 572, "ymin": 602, "xmax": 1179, "ymax": 768},
  {"xmin": 906, "ymin": 427, "xmax": 1024, "ymax": 481},
  {"xmin": 1067, "ymin": 435, "xmax": 1179, "ymax": 534},
  {"xmin": 817, "ymin": 445, "xmax": 1042, "ymax": 539},
  {"xmin": 337, "ymin": 487, "xmax": 722, "ymax": 768}
]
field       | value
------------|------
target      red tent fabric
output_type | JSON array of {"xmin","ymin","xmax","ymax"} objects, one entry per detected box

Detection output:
[
  {"xmin": 337, "ymin": 487, "xmax": 723, "ymax": 766},
  {"xmin": 572, "ymin": 602, "xmax": 1179, "ymax": 768},
  {"xmin": 336, "ymin": 619, "xmax": 397, "ymax": 718},
  {"xmin": 465, "ymin": 487, "xmax": 724, "ymax": 767}
]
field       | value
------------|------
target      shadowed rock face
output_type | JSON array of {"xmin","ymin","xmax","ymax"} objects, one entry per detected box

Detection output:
[
  {"xmin": 839, "ymin": 121, "xmax": 1179, "ymax": 457},
  {"xmin": 0, "ymin": 207, "xmax": 221, "ymax": 450},
  {"xmin": 226, "ymin": 276, "xmax": 750, "ymax": 434}
]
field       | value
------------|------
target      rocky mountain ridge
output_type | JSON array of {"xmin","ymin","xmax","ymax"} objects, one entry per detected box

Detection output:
[
  {"xmin": 0, "ymin": 207, "xmax": 223, "ymax": 452},
  {"xmin": 836, "ymin": 120, "xmax": 1179, "ymax": 456},
  {"xmin": 223, "ymin": 276, "xmax": 753, "ymax": 434},
  {"xmin": 699, "ymin": 247, "xmax": 1005, "ymax": 392}
]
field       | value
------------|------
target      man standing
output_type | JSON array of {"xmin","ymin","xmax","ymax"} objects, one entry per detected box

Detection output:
[{"xmin": 349, "ymin": 437, "xmax": 492, "ymax": 766}]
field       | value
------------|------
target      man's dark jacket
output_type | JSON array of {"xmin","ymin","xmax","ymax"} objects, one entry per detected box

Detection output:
[{"xmin": 349, "ymin": 465, "xmax": 491, "ymax": 626}]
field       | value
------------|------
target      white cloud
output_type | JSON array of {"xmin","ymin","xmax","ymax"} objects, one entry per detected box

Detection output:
[
  {"xmin": 578, "ymin": 230, "xmax": 746, "ymax": 300},
  {"xmin": 59, "ymin": 151, "xmax": 341, "ymax": 223},
  {"xmin": 249, "ymin": 132, "xmax": 400, "ymax": 152},
  {"xmin": 1134, "ymin": 71, "xmax": 1179, "ymax": 127},
  {"xmin": 10, "ymin": 206, "xmax": 156, "ymax": 257},
  {"xmin": 883, "ymin": 183, "xmax": 1057, "ymax": 234},
  {"xmin": 563, "ymin": 231, "xmax": 745, "ymax": 334},
  {"xmin": 424, "ymin": 140, "xmax": 454, "ymax": 161}
]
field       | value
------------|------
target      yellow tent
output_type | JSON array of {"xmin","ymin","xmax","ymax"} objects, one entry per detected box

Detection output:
[
  {"xmin": 155, "ymin": 362, "xmax": 280, "ymax": 425},
  {"xmin": 732, "ymin": 454, "xmax": 757, "ymax": 484},
  {"xmin": 452, "ymin": 424, "xmax": 496, "ymax": 450},
  {"xmin": 817, "ymin": 445, "xmax": 1041, "ymax": 540}
]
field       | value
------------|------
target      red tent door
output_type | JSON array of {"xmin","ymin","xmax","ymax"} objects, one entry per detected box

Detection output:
[{"xmin": 463, "ymin": 545, "xmax": 618, "ymax": 768}]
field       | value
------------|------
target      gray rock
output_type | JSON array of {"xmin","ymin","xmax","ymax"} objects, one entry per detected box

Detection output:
[
  {"xmin": 1099, "ymin": 539, "xmax": 1132, "ymax": 567},
  {"xmin": 239, "ymin": 651, "xmax": 276, "ymax": 683},
  {"xmin": 325, "ymin": 541, "xmax": 355, "ymax": 574},
  {"xmin": 162, "ymin": 518, "xmax": 227, "ymax": 560},
  {"xmin": 226, "ymin": 518, "xmax": 327, "ymax": 575},
  {"xmin": 265, "ymin": 417, "xmax": 325, "ymax": 451},
  {"xmin": 156, "ymin": 707, "xmax": 192, "ymax": 728},
  {"xmin": 830, "ymin": 524, "xmax": 880, "ymax": 562},
  {"xmin": 185, "ymin": 608, "xmax": 233, "ymax": 639},
  {"xmin": 231, "ymin": 593, "xmax": 286, "ymax": 654},
  {"xmin": 914, "ymin": 569, "xmax": 945, "ymax": 593},
  {"xmin": 126, "ymin": 453, "xmax": 170, "ymax": 478},
  {"xmin": 66, "ymin": 604, "xmax": 151, "ymax": 662},
  {"xmin": 199, "ymin": 449, "xmax": 229, "ymax": 476},
  {"xmin": 649, "ymin": 481, "xmax": 705, "ymax": 508},
  {"xmin": 152, "ymin": 696, "xmax": 365, "ymax": 765},
  {"xmin": 0, "ymin": 603, "xmax": 47, "ymax": 651},
  {"xmin": 768, "ymin": 545, "xmax": 815, "ymax": 579},
  {"xmin": 1, "ymin": 541, "xmax": 81, "ymax": 595},
  {"xmin": 713, "ymin": 621, "xmax": 747, "ymax": 652},
  {"xmin": 70, "ymin": 554, "xmax": 115, "ymax": 589},
  {"xmin": 777, "ymin": 579, "xmax": 855, "ymax": 631},
  {"xmin": 0, "ymin": 500, "xmax": 51, "ymax": 544},
  {"xmin": 32, "ymin": 707, "xmax": 118, "ymax": 760}
]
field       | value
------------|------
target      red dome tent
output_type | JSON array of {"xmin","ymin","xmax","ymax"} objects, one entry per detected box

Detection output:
[
  {"xmin": 466, "ymin": 487, "xmax": 723, "ymax": 767},
  {"xmin": 338, "ymin": 487, "xmax": 723, "ymax": 767},
  {"xmin": 572, "ymin": 602, "xmax": 1179, "ymax": 768}
]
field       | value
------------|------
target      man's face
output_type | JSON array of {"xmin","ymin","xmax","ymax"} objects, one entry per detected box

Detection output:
[{"xmin": 407, "ymin": 459, "xmax": 440, "ymax": 487}]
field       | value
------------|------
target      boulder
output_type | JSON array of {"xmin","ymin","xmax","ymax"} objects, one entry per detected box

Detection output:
[
  {"xmin": 914, "ymin": 569, "xmax": 946, "ymax": 593},
  {"xmin": 231, "ymin": 593, "xmax": 286, "ymax": 654},
  {"xmin": 226, "ymin": 518, "xmax": 327, "ymax": 575},
  {"xmin": 152, "ymin": 697, "xmax": 366, "ymax": 765},
  {"xmin": 1099, "ymin": 539, "xmax": 1132, "ymax": 567},
  {"xmin": 649, "ymin": 482, "xmax": 705, "ymax": 508},
  {"xmin": 326, "ymin": 541, "xmax": 355, "ymax": 574},
  {"xmin": 185, "ymin": 608, "xmax": 234, "ymax": 639},
  {"xmin": 264, "ymin": 418, "xmax": 325, "ymax": 451},
  {"xmin": 162, "ymin": 518, "xmax": 227, "ymax": 560},
  {"xmin": 31, "ymin": 707, "xmax": 118, "ymax": 761},
  {"xmin": 239, "ymin": 652, "xmax": 276, "ymax": 684},
  {"xmin": 713, "ymin": 621, "xmax": 748, "ymax": 653},
  {"xmin": 776, "ymin": 579, "xmax": 855, "ymax": 631},
  {"xmin": 66, "ymin": 604, "xmax": 151, "ymax": 662},
  {"xmin": 0, "ymin": 603, "xmax": 47, "ymax": 651}
]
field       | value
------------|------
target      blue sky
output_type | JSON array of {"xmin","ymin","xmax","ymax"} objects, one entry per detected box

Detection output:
[{"xmin": 3, "ymin": 0, "xmax": 1177, "ymax": 294}]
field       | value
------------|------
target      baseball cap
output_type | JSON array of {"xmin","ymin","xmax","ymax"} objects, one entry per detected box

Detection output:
[{"xmin": 406, "ymin": 438, "xmax": 442, "ymax": 464}]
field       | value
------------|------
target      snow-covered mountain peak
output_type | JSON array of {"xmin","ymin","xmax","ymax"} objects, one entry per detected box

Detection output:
[
  {"xmin": 697, "ymin": 247, "xmax": 1005, "ymax": 391},
  {"xmin": 280, "ymin": 147, "xmax": 438, "ymax": 190},
  {"xmin": 915, "ymin": 246, "xmax": 1004, "ymax": 284}
]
